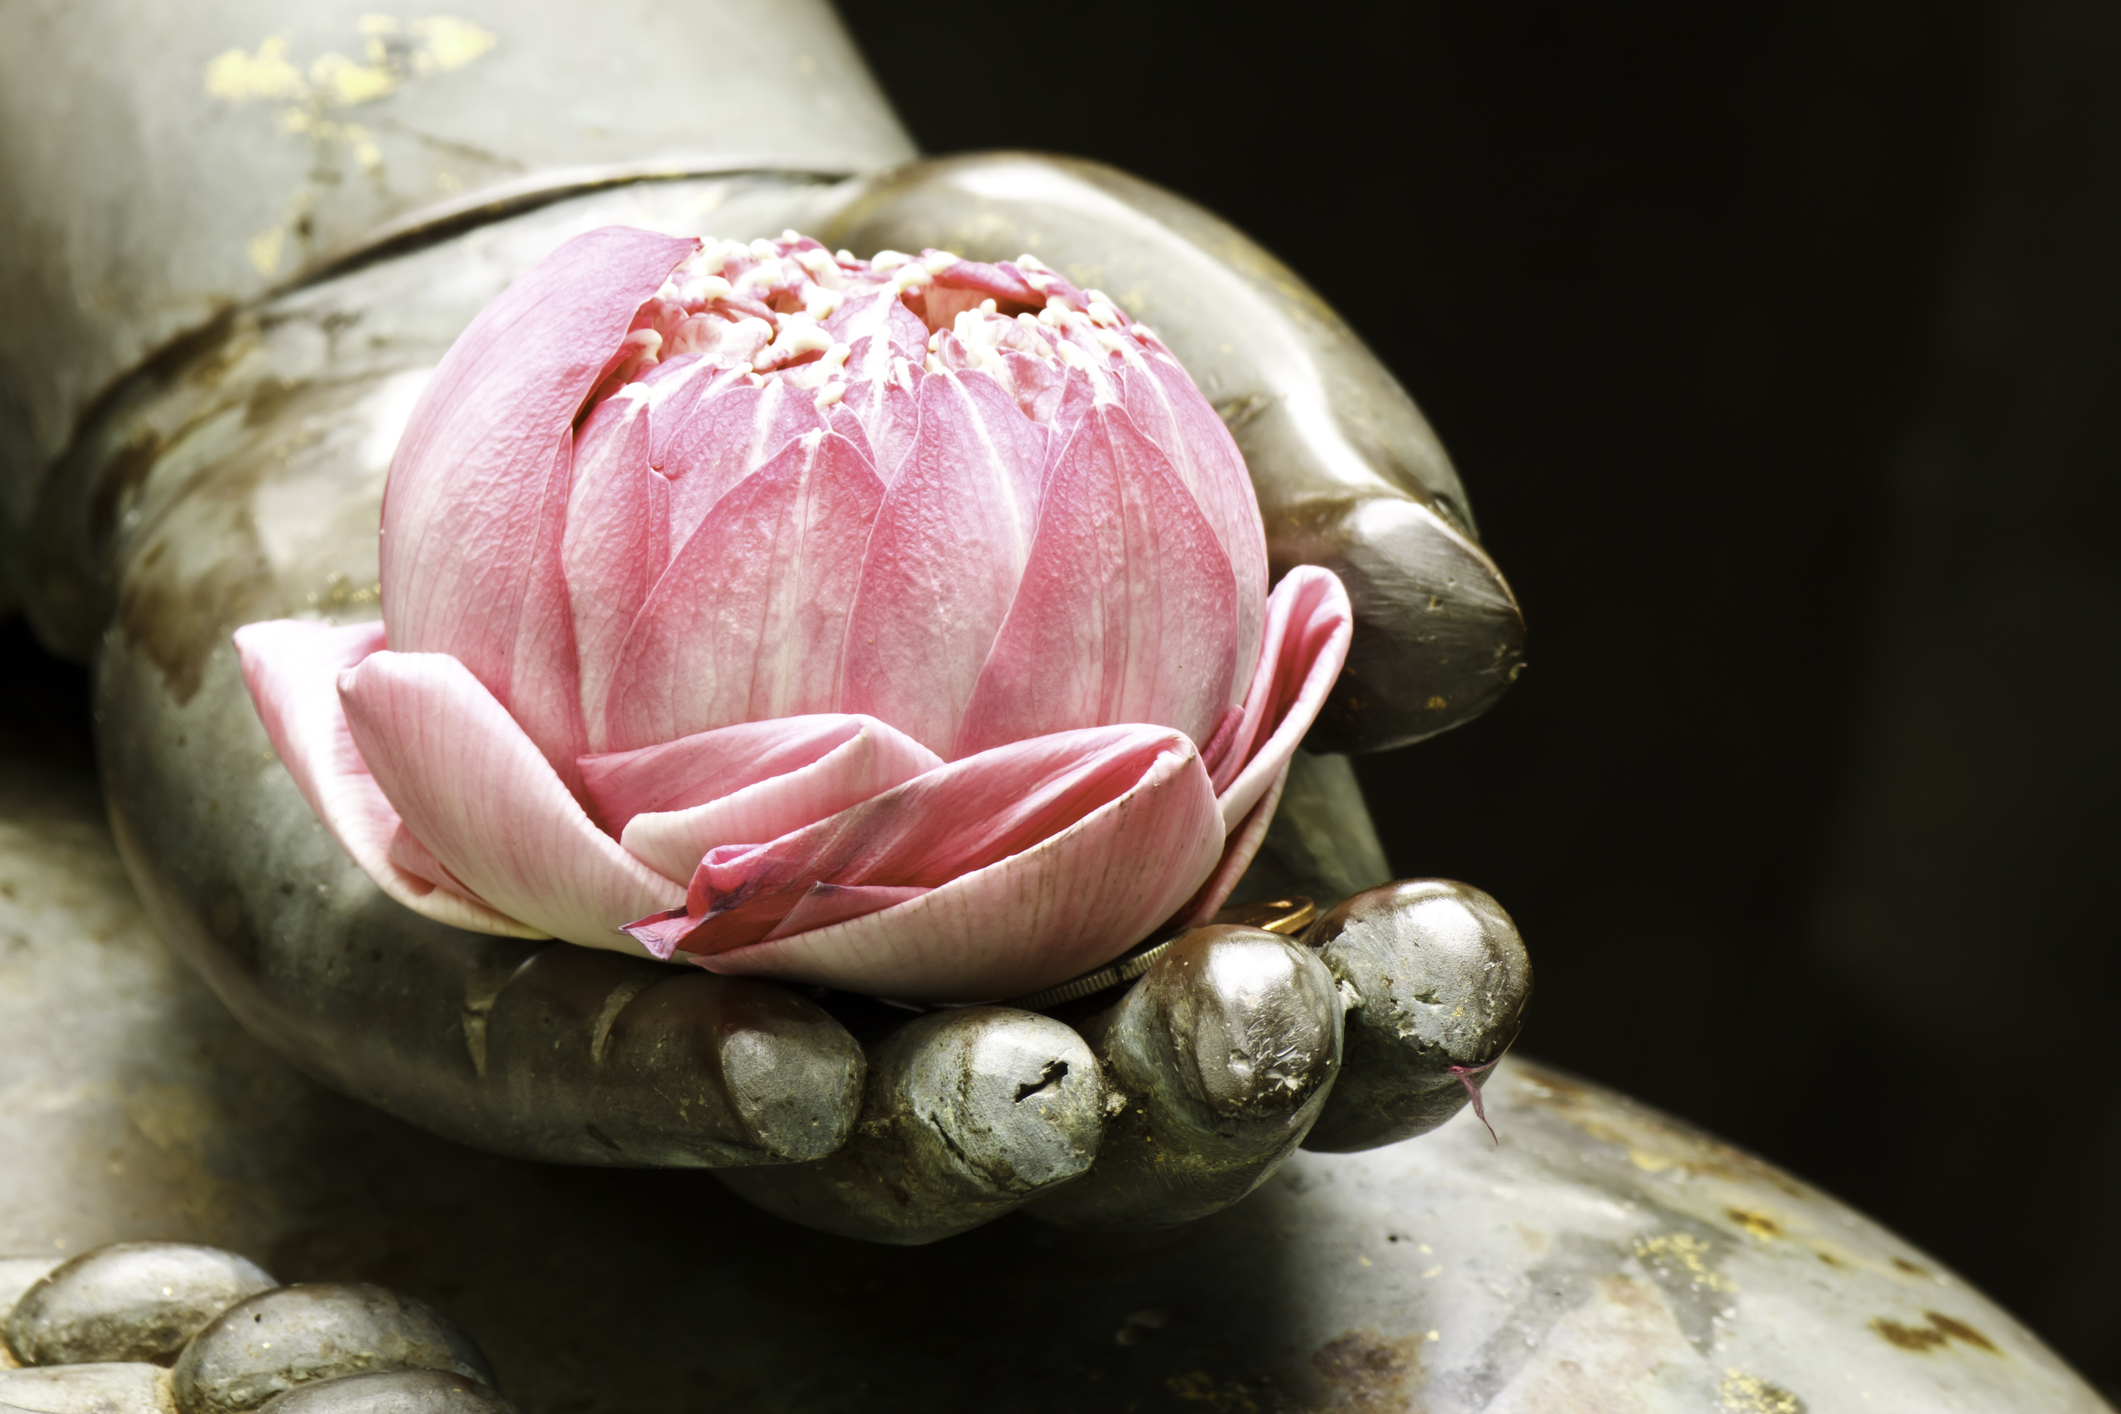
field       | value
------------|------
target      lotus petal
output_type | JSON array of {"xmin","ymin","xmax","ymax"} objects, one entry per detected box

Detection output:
[
  {"xmin": 1212, "ymin": 566, "xmax": 1354, "ymax": 831},
  {"xmin": 562, "ymin": 391, "xmax": 667, "ymax": 754},
  {"xmin": 232, "ymin": 618, "xmax": 541, "ymax": 937},
  {"xmin": 602, "ymin": 431, "xmax": 884, "ymax": 750},
  {"xmin": 826, "ymin": 288, "xmax": 930, "ymax": 363},
  {"xmin": 657, "ymin": 377, "xmax": 826, "ymax": 555},
  {"xmin": 580, "ymin": 714, "xmax": 942, "ymax": 880},
  {"xmin": 834, "ymin": 334, "xmax": 919, "ymax": 479},
  {"xmin": 954, "ymin": 402, "xmax": 1239, "ymax": 758},
  {"xmin": 338, "ymin": 649, "xmax": 682, "ymax": 951},
  {"xmin": 382, "ymin": 226, "xmax": 695, "ymax": 776},
  {"xmin": 764, "ymin": 883, "xmax": 931, "ymax": 941},
  {"xmin": 672, "ymin": 725, "xmax": 1224, "ymax": 1000},
  {"xmin": 839, "ymin": 370, "xmax": 1046, "ymax": 756},
  {"xmin": 1173, "ymin": 762, "xmax": 1289, "ymax": 932},
  {"xmin": 1121, "ymin": 356, "xmax": 1269, "ymax": 703}
]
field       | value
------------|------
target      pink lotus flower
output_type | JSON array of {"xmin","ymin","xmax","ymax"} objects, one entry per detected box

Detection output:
[{"xmin": 235, "ymin": 227, "xmax": 1351, "ymax": 1000}]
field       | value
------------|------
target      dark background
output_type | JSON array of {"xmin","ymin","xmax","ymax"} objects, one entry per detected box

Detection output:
[
  {"xmin": 4, "ymin": 0, "xmax": 2113, "ymax": 1392},
  {"xmin": 835, "ymin": 0, "xmax": 2121, "ymax": 1390}
]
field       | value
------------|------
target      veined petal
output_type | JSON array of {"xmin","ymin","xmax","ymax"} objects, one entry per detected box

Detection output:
[
  {"xmin": 658, "ymin": 378, "xmax": 825, "ymax": 556},
  {"xmin": 764, "ymin": 884, "xmax": 931, "ymax": 941},
  {"xmin": 339, "ymin": 649, "xmax": 683, "ymax": 952},
  {"xmin": 1172, "ymin": 762, "xmax": 1288, "ymax": 932},
  {"xmin": 603, "ymin": 431, "xmax": 884, "ymax": 750},
  {"xmin": 232, "ymin": 618, "xmax": 543, "ymax": 938},
  {"xmin": 825, "ymin": 288, "xmax": 930, "ymax": 363},
  {"xmin": 839, "ymin": 370, "xmax": 1045, "ymax": 757},
  {"xmin": 502, "ymin": 438, "xmax": 592, "ymax": 791},
  {"xmin": 1121, "ymin": 356, "xmax": 1269, "ymax": 705},
  {"xmin": 381, "ymin": 227, "xmax": 695, "ymax": 771},
  {"xmin": 955, "ymin": 402, "xmax": 1239, "ymax": 759},
  {"xmin": 580, "ymin": 714, "xmax": 943, "ymax": 880},
  {"xmin": 835, "ymin": 334, "xmax": 919, "ymax": 479},
  {"xmin": 1211, "ymin": 566, "xmax": 1354, "ymax": 831},
  {"xmin": 563, "ymin": 392, "xmax": 666, "ymax": 754},
  {"xmin": 686, "ymin": 725, "xmax": 1225, "ymax": 1001}
]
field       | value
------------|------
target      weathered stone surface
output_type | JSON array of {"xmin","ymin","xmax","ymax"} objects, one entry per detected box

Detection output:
[
  {"xmin": 1302, "ymin": 879, "xmax": 1535, "ymax": 1153},
  {"xmin": 0, "ymin": 1361, "xmax": 170, "ymax": 1414},
  {"xmin": 6, "ymin": 1244, "xmax": 275, "ymax": 1367},
  {"xmin": 254, "ymin": 1371, "xmax": 512, "ymax": 1414},
  {"xmin": 171, "ymin": 1287, "xmax": 492, "ymax": 1414},
  {"xmin": 3, "ymin": 692, "xmax": 2111, "ymax": 1411},
  {"xmin": 0, "ymin": 1261, "xmax": 60, "ymax": 1331},
  {"xmin": 1031, "ymin": 927, "xmax": 1343, "ymax": 1231},
  {"xmin": 717, "ymin": 1007, "xmax": 1104, "ymax": 1244}
]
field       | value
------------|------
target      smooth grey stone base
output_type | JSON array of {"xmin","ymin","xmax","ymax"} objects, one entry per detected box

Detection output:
[{"xmin": 1, "ymin": 753, "xmax": 2109, "ymax": 1411}]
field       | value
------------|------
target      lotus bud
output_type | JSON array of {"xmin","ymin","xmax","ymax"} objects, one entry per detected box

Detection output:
[{"xmin": 234, "ymin": 227, "xmax": 1351, "ymax": 1001}]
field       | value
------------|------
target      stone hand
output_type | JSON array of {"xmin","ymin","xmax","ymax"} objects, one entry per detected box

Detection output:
[
  {"xmin": 817, "ymin": 154, "xmax": 1526, "ymax": 754},
  {"xmin": 51, "ymin": 156, "xmax": 1527, "ymax": 1236},
  {"xmin": 721, "ymin": 883, "xmax": 1530, "ymax": 1245}
]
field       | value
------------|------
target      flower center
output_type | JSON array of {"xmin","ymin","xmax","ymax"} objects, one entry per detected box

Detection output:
[{"xmin": 588, "ymin": 232, "xmax": 1165, "ymax": 422}]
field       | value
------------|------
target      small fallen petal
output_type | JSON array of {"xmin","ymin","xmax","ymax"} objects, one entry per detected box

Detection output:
[{"xmin": 1449, "ymin": 1058, "xmax": 1503, "ymax": 1146}]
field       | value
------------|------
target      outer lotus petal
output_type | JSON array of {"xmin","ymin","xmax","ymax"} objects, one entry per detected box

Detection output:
[
  {"xmin": 839, "ymin": 370, "xmax": 1046, "ymax": 756},
  {"xmin": 764, "ymin": 884, "xmax": 930, "ymax": 941},
  {"xmin": 1213, "ymin": 566, "xmax": 1355, "ymax": 832},
  {"xmin": 1121, "ymin": 356, "xmax": 1269, "ymax": 705},
  {"xmin": 581, "ymin": 714, "xmax": 943, "ymax": 880},
  {"xmin": 562, "ymin": 391, "xmax": 667, "ymax": 753},
  {"xmin": 658, "ymin": 379, "xmax": 825, "ymax": 556},
  {"xmin": 381, "ymin": 226, "xmax": 696, "ymax": 770},
  {"xmin": 232, "ymin": 619, "xmax": 543, "ymax": 938},
  {"xmin": 501, "ymin": 438, "xmax": 595, "ymax": 791},
  {"xmin": 1172, "ymin": 763, "xmax": 1289, "ymax": 932},
  {"xmin": 603, "ymin": 432, "xmax": 884, "ymax": 750},
  {"xmin": 691, "ymin": 725, "xmax": 1225, "ymax": 1000},
  {"xmin": 954, "ymin": 403, "xmax": 1239, "ymax": 759},
  {"xmin": 339, "ymin": 650, "xmax": 683, "ymax": 952},
  {"xmin": 386, "ymin": 822, "xmax": 481, "ymax": 903}
]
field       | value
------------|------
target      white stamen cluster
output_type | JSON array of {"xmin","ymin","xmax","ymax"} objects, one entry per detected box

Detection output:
[{"xmin": 605, "ymin": 232, "xmax": 1163, "ymax": 419}]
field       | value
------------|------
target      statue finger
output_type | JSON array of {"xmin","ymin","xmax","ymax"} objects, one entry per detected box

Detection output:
[
  {"xmin": 1299, "ymin": 878, "xmax": 1534, "ymax": 1153},
  {"xmin": 714, "ymin": 1007, "xmax": 1106, "ymax": 1245},
  {"xmin": 479, "ymin": 945, "xmax": 862, "ymax": 1166},
  {"xmin": 815, "ymin": 152, "xmax": 1525, "ymax": 753},
  {"xmin": 1026, "ymin": 925, "xmax": 1341, "ymax": 1233}
]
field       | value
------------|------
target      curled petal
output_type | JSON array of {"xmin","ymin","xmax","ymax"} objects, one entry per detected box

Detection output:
[
  {"xmin": 663, "ymin": 725, "xmax": 1225, "ymax": 1000},
  {"xmin": 928, "ymin": 257, "xmax": 1046, "ymax": 310},
  {"xmin": 955, "ymin": 402, "xmax": 1238, "ymax": 759},
  {"xmin": 382, "ymin": 227, "xmax": 695, "ymax": 775},
  {"xmin": 1211, "ymin": 566, "xmax": 1355, "ymax": 831},
  {"xmin": 339, "ymin": 650, "xmax": 683, "ymax": 951},
  {"xmin": 232, "ymin": 618, "xmax": 542, "ymax": 938},
  {"xmin": 1172, "ymin": 763, "xmax": 1289, "ymax": 932},
  {"xmin": 579, "ymin": 714, "xmax": 943, "ymax": 880}
]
